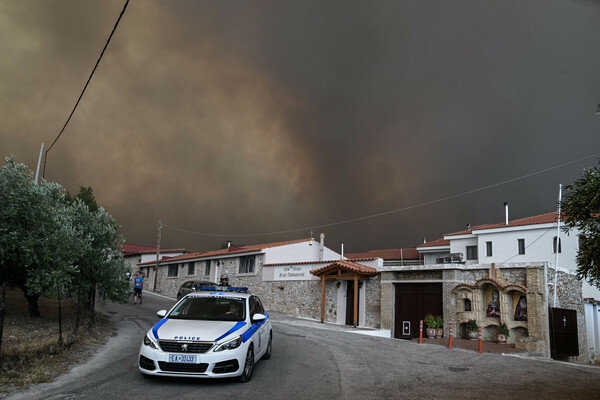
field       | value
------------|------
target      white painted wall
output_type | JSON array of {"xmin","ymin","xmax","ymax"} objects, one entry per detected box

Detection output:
[
  {"xmin": 448, "ymin": 236, "xmax": 478, "ymax": 264},
  {"xmin": 585, "ymin": 302, "xmax": 600, "ymax": 361},
  {"xmin": 474, "ymin": 224, "xmax": 579, "ymax": 269},
  {"xmin": 140, "ymin": 251, "xmax": 184, "ymax": 264},
  {"xmin": 263, "ymin": 240, "xmax": 341, "ymax": 264}
]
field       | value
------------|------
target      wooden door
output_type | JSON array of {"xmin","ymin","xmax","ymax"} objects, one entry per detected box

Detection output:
[
  {"xmin": 549, "ymin": 307, "xmax": 579, "ymax": 358},
  {"xmin": 394, "ymin": 283, "xmax": 442, "ymax": 340},
  {"xmin": 345, "ymin": 281, "xmax": 359, "ymax": 326}
]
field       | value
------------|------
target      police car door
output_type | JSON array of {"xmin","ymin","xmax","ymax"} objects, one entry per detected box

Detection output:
[{"xmin": 250, "ymin": 296, "xmax": 267, "ymax": 355}]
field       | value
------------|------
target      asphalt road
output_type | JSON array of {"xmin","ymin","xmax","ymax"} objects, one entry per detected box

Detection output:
[{"xmin": 6, "ymin": 292, "xmax": 600, "ymax": 400}]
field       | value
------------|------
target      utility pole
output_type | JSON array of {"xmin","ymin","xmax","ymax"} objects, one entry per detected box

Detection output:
[
  {"xmin": 153, "ymin": 220, "xmax": 162, "ymax": 292},
  {"xmin": 553, "ymin": 184, "xmax": 562, "ymax": 308},
  {"xmin": 35, "ymin": 143, "xmax": 44, "ymax": 184}
]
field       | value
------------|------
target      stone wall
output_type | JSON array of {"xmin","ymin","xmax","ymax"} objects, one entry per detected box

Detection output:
[
  {"xmin": 378, "ymin": 263, "xmax": 574, "ymax": 359},
  {"xmin": 365, "ymin": 276, "xmax": 382, "ymax": 328},
  {"xmin": 380, "ymin": 281, "xmax": 393, "ymax": 330},
  {"xmin": 550, "ymin": 267, "xmax": 587, "ymax": 362}
]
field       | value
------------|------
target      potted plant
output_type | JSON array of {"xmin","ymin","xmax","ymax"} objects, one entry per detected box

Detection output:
[
  {"xmin": 466, "ymin": 320, "xmax": 478, "ymax": 340},
  {"xmin": 497, "ymin": 323, "xmax": 509, "ymax": 344},
  {"xmin": 435, "ymin": 316, "xmax": 444, "ymax": 338},
  {"xmin": 424, "ymin": 314, "xmax": 437, "ymax": 338}
]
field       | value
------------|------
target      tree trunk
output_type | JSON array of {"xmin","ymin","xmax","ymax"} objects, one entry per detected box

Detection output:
[
  {"xmin": 73, "ymin": 287, "xmax": 81, "ymax": 335},
  {"xmin": 16, "ymin": 283, "xmax": 41, "ymax": 318},
  {"xmin": 90, "ymin": 288, "xmax": 96, "ymax": 324},
  {"xmin": 57, "ymin": 285, "xmax": 63, "ymax": 345},
  {"xmin": 0, "ymin": 282, "xmax": 6, "ymax": 354}
]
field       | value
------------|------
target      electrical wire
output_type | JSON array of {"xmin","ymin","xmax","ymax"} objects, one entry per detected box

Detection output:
[
  {"xmin": 162, "ymin": 151, "xmax": 600, "ymax": 238},
  {"xmin": 499, "ymin": 224, "xmax": 556, "ymax": 264},
  {"xmin": 43, "ymin": 0, "xmax": 130, "ymax": 178}
]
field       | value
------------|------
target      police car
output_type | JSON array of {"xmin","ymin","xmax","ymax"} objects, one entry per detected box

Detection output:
[{"xmin": 138, "ymin": 287, "xmax": 272, "ymax": 382}]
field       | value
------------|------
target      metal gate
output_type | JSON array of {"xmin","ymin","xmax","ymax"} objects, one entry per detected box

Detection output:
[
  {"xmin": 549, "ymin": 307, "xmax": 579, "ymax": 359},
  {"xmin": 394, "ymin": 283, "xmax": 442, "ymax": 340}
]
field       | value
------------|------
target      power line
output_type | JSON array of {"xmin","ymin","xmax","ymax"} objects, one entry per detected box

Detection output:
[
  {"xmin": 43, "ymin": 0, "xmax": 130, "ymax": 178},
  {"xmin": 500, "ymin": 224, "xmax": 555, "ymax": 264},
  {"xmin": 163, "ymin": 151, "xmax": 600, "ymax": 238}
]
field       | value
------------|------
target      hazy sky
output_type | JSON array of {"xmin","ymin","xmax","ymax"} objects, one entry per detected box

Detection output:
[{"xmin": 1, "ymin": 0, "xmax": 599, "ymax": 253}]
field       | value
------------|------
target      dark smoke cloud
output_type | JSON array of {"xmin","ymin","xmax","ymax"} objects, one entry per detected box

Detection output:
[{"xmin": 1, "ymin": 0, "xmax": 599, "ymax": 253}]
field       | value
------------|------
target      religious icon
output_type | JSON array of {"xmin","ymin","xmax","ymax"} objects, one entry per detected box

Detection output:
[
  {"xmin": 486, "ymin": 289, "xmax": 500, "ymax": 318},
  {"xmin": 514, "ymin": 295, "xmax": 527, "ymax": 321}
]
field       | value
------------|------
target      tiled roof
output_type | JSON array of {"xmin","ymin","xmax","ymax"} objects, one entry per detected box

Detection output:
[
  {"xmin": 265, "ymin": 259, "xmax": 350, "ymax": 267},
  {"xmin": 451, "ymin": 278, "xmax": 528, "ymax": 293},
  {"xmin": 346, "ymin": 248, "xmax": 420, "ymax": 260},
  {"xmin": 310, "ymin": 260, "xmax": 378, "ymax": 276},
  {"xmin": 122, "ymin": 243, "xmax": 189, "ymax": 255},
  {"xmin": 416, "ymin": 238, "xmax": 450, "ymax": 248},
  {"xmin": 138, "ymin": 238, "xmax": 312, "ymax": 266},
  {"xmin": 445, "ymin": 212, "xmax": 562, "ymax": 237}
]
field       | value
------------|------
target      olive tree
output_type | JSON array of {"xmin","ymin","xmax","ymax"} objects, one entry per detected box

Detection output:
[
  {"xmin": 0, "ymin": 157, "xmax": 129, "ymax": 319},
  {"xmin": 0, "ymin": 157, "xmax": 78, "ymax": 317}
]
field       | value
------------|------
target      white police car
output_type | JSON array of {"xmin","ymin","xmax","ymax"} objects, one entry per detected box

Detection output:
[{"xmin": 138, "ymin": 287, "xmax": 272, "ymax": 382}]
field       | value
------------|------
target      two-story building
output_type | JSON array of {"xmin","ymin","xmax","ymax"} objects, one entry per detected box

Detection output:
[{"xmin": 392, "ymin": 210, "xmax": 595, "ymax": 362}]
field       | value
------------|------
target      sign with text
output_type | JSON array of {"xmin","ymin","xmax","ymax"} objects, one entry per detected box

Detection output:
[{"xmin": 273, "ymin": 265, "xmax": 316, "ymax": 281}]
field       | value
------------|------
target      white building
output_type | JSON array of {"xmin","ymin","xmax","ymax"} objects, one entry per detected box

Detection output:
[{"xmin": 417, "ymin": 210, "xmax": 600, "ymax": 362}]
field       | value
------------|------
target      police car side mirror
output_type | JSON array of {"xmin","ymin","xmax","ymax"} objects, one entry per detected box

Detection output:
[
  {"xmin": 157, "ymin": 310, "xmax": 167, "ymax": 318},
  {"xmin": 252, "ymin": 313, "xmax": 266, "ymax": 323}
]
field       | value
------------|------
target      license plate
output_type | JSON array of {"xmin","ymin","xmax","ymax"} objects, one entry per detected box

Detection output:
[{"xmin": 169, "ymin": 354, "xmax": 197, "ymax": 363}]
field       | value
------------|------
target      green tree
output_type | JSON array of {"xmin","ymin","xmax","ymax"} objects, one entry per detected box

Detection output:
[
  {"xmin": 66, "ymin": 186, "xmax": 99, "ymax": 213},
  {"xmin": 0, "ymin": 157, "xmax": 78, "ymax": 317},
  {"xmin": 67, "ymin": 199, "xmax": 130, "ymax": 315},
  {"xmin": 561, "ymin": 161, "xmax": 600, "ymax": 289},
  {"xmin": 0, "ymin": 157, "xmax": 129, "ymax": 319}
]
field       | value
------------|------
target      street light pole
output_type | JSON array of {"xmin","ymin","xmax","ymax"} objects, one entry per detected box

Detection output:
[{"xmin": 153, "ymin": 220, "xmax": 162, "ymax": 292}]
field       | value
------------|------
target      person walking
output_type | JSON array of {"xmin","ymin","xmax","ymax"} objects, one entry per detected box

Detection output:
[{"xmin": 133, "ymin": 271, "xmax": 144, "ymax": 304}]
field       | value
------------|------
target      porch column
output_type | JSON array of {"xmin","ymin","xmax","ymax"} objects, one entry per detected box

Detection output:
[
  {"xmin": 353, "ymin": 274, "xmax": 358, "ymax": 327},
  {"xmin": 321, "ymin": 275, "xmax": 326, "ymax": 323}
]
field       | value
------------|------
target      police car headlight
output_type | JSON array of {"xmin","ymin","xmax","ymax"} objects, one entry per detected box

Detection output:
[
  {"xmin": 213, "ymin": 335, "xmax": 242, "ymax": 352},
  {"xmin": 143, "ymin": 334, "xmax": 159, "ymax": 350}
]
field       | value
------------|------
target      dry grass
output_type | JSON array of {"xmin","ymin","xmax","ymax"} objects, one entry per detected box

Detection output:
[{"xmin": 0, "ymin": 287, "xmax": 115, "ymax": 393}]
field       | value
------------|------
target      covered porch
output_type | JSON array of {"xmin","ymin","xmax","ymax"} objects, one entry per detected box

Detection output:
[{"xmin": 311, "ymin": 260, "xmax": 378, "ymax": 327}]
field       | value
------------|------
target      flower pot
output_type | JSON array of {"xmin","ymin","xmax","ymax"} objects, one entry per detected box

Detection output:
[
  {"xmin": 467, "ymin": 330, "xmax": 478, "ymax": 340},
  {"xmin": 497, "ymin": 333, "xmax": 507, "ymax": 344},
  {"xmin": 436, "ymin": 328, "xmax": 443, "ymax": 338},
  {"xmin": 426, "ymin": 328, "xmax": 436, "ymax": 339}
]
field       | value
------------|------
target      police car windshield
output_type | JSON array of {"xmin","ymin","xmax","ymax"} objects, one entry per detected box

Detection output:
[{"xmin": 168, "ymin": 297, "xmax": 246, "ymax": 321}]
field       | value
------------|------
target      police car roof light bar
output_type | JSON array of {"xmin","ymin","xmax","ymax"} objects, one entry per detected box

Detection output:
[{"xmin": 197, "ymin": 286, "xmax": 249, "ymax": 293}]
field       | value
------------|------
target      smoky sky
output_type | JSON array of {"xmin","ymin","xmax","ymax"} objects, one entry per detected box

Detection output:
[{"xmin": 1, "ymin": 0, "xmax": 599, "ymax": 253}]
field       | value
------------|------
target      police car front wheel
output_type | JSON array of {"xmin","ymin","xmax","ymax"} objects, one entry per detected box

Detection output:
[
  {"xmin": 238, "ymin": 345, "xmax": 254, "ymax": 383},
  {"xmin": 262, "ymin": 332, "xmax": 272, "ymax": 360}
]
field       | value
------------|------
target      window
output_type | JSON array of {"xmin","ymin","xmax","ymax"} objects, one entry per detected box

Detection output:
[
  {"xmin": 204, "ymin": 261, "xmax": 211, "ymax": 277},
  {"xmin": 239, "ymin": 256, "xmax": 256, "ymax": 274},
  {"xmin": 249, "ymin": 296, "xmax": 265, "ymax": 318},
  {"xmin": 553, "ymin": 237, "xmax": 562, "ymax": 253},
  {"xmin": 168, "ymin": 264, "xmax": 178, "ymax": 277},
  {"xmin": 187, "ymin": 262, "xmax": 195, "ymax": 275},
  {"xmin": 518, "ymin": 239, "xmax": 525, "ymax": 255},
  {"xmin": 168, "ymin": 297, "xmax": 245, "ymax": 322},
  {"xmin": 466, "ymin": 246, "xmax": 478, "ymax": 260},
  {"xmin": 578, "ymin": 235, "xmax": 586, "ymax": 250},
  {"xmin": 464, "ymin": 299, "xmax": 472, "ymax": 312},
  {"xmin": 486, "ymin": 241, "xmax": 493, "ymax": 257}
]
